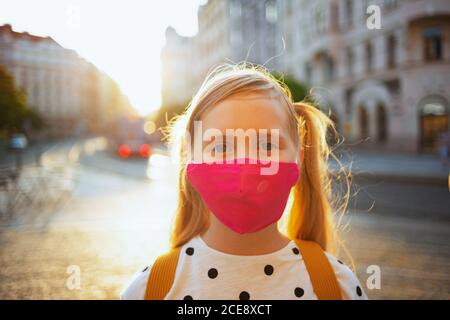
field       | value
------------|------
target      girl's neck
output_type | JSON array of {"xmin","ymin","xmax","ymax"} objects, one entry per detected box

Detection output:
[{"xmin": 200, "ymin": 218, "xmax": 291, "ymax": 256}]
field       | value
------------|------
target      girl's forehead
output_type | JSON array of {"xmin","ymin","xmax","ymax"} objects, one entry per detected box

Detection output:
[{"xmin": 200, "ymin": 93, "xmax": 290, "ymax": 131}]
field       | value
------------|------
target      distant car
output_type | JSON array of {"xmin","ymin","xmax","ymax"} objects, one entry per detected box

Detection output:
[
  {"xmin": 117, "ymin": 140, "xmax": 152, "ymax": 158},
  {"xmin": 114, "ymin": 115, "xmax": 152, "ymax": 159},
  {"xmin": 9, "ymin": 133, "xmax": 28, "ymax": 150}
]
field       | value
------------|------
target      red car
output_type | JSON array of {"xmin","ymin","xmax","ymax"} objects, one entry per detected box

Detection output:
[
  {"xmin": 117, "ymin": 140, "xmax": 152, "ymax": 158},
  {"xmin": 114, "ymin": 116, "xmax": 152, "ymax": 159}
]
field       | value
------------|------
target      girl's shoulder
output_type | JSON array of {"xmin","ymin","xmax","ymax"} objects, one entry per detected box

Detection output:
[
  {"xmin": 120, "ymin": 265, "xmax": 152, "ymax": 300},
  {"xmin": 120, "ymin": 239, "xmax": 194, "ymax": 300},
  {"xmin": 323, "ymin": 252, "xmax": 369, "ymax": 300}
]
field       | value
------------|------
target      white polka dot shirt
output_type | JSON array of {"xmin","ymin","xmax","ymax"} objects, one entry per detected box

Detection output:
[{"xmin": 120, "ymin": 235, "xmax": 368, "ymax": 300}]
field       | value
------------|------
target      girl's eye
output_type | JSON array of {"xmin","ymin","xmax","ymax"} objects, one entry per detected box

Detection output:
[
  {"xmin": 214, "ymin": 143, "xmax": 229, "ymax": 153},
  {"xmin": 260, "ymin": 142, "xmax": 278, "ymax": 151}
]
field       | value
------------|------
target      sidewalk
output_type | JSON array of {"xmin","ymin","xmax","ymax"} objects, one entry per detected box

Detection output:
[
  {"xmin": 0, "ymin": 137, "xmax": 89, "ymax": 169},
  {"xmin": 330, "ymin": 149, "xmax": 449, "ymax": 185},
  {"xmin": 0, "ymin": 139, "xmax": 62, "ymax": 169}
]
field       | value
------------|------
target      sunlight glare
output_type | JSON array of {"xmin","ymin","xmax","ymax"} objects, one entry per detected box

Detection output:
[{"xmin": 0, "ymin": 0, "xmax": 206, "ymax": 115}]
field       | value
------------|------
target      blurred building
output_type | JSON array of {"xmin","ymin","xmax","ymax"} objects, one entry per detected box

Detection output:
[
  {"xmin": 0, "ymin": 24, "xmax": 83, "ymax": 138},
  {"xmin": 161, "ymin": 0, "xmax": 449, "ymax": 154},
  {"xmin": 0, "ymin": 24, "xmax": 133, "ymax": 140},
  {"xmin": 280, "ymin": 0, "xmax": 450, "ymax": 153},
  {"xmin": 82, "ymin": 61, "xmax": 134, "ymax": 136},
  {"xmin": 160, "ymin": 27, "xmax": 197, "ymax": 108},
  {"xmin": 161, "ymin": 0, "xmax": 283, "ymax": 109}
]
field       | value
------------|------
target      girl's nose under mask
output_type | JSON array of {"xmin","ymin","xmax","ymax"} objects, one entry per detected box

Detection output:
[{"xmin": 187, "ymin": 159, "xmax": 299, "ymax": 234}]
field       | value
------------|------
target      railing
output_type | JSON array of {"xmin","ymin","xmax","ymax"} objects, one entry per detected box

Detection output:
[{"xmin": 0, "ymin": 147, "xmax": 80, "ymax": 226}]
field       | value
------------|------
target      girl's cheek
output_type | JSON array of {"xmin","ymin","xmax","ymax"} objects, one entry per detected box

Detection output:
[
  {"xmin": 277, "ymin": 147, "xmax": 299, "ymax": 163},
  {"xmin": 258, "ymin": 150, "xmax": 286, "ymax": 163},
  {"xmin": 275, "ymin": 151, "xmax": 290, "ymax": 162}
]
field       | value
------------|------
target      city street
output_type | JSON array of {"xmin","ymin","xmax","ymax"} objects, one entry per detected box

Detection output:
[
  {"xmin": 0, "ymin": 140, "xmax": 449, "ymax": 299},
  {"xmin": 1, "ymin": 0, "xmax": 449, "ymax": 304}
]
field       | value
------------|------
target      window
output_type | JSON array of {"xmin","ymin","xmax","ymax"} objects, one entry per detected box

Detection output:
[
  {"xmin": 324, "ymin": 55, "xmax": 335, "ymax": 82},
  {"xmin": 347, "ymin": 47, "xmax": 354, "ymax": 76},
  {"xmin": 376, "ymin": 104, "xmax": 387, "ymax": 142},
  {"xmin": 359, "ymin": 106, "xmax": 369, "ymax": 139},
  {"xmin": 229, "ymin": 0, "xmax": 242, "ymax": 18},
  {"xmin": 265, "ymin": 1, "xmax": 278, "ymax": 24},
  {"xmin": 314, "ymin": 3, "xmax": 326, "ymax": 34},
  {"xmin": 305, "ymin": 62, "xmax": 312, "ymax": 84},
  {"xmin": 419, "ymin": 95, "xmax": 449, "ymax": 152},
  {"xmin": 387, "ymin": 33, "xmax": 397, "ymax": 68},
  {"xmin": 286, "ymin": 0, "xmax": 292, "ymax": 16},
  {"xmin": 384, "ymin": 0, "xmax": 399, "ymax": 12},
  {"xmin": 344, "ymin": 0, "xmax": 353, "ymax": 28},
  {"xmin": 366, "ymin": 41, "xmax": 374, "ymax": 73},
  {"xmin": 330, "ymin": 3, "xmax": 339, "ymax": 31},
  {"xmin": 423, "ymin": 27, "xmax": 443, "ymax": 61}
]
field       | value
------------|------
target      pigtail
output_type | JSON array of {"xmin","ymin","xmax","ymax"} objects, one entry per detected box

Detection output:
[
  {"xmin": 169, "ymin": 177, "xmax": 210, "ymax": 249},
  {"xmin": 169, "ymin": 138, "xmax": 210, "ymax": 249},
  {"xmin": 287, "ymin": 102, "xmax": 336, "ymax": 252}
]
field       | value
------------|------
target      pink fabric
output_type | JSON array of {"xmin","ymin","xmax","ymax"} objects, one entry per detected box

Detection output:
[{"xmin": 186, "ymin": 159, "xmax": 299, "ymax": 234}]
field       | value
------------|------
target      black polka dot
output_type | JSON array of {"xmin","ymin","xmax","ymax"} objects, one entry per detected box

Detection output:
[
  {"xmin": 294, "ymin": 287, "xmax": 304, "ymax": 298},
  {"xmin": 292, "ymin": 247, "xmax": 299, "ymax": 255},
  {"xmin": 356, "ymin": 286, "xmax": 362, "ymax": 297},
  {"xmin": 337, "ymin": 260, "xmax": 344, "ymax": 265},
  {"xmin": 142, "ymin": 266, "xmax": 149, "ymax": 272},
  {"xmin": 264, "ymin": 265, "xmax": 274, "ymax": 276},
  {"xmin": 208, "ymin": 268, "xmax": 218, "ymax": 279},
  {"xmin": 185, "ymin": 247, "xmax": 194, "ymax": 256},
  {"xmin": 183, "ymin": 295, "xmax": 193, "ymax": 300},
  {"xmin": 239, "ymin": 291, "xmax": 250, "ymax": 300}
]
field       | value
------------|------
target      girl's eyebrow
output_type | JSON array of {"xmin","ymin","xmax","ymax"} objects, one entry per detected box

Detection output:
[
  {"xmin": 201, "ymin": 131, "xmax": 288, "ymax": 145},
  {"xmin": 260, "ymin": 130, "xmax": 283, "ymax": 140},
  {"xmin": 263, "ymin": 132, "xmax": 287, "ymax": 147}
]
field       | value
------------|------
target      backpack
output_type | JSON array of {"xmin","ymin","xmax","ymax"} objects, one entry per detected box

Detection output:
[{"xmin": 144, "ymin": 239, "xmax": 342, "ymax": 300}]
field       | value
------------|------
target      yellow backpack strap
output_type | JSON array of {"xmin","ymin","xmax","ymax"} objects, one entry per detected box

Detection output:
[
  {"xmin": 144, "ymin": 247, "xmax": 181, "ymax": 300},
  {"xmin": 295, "ymin": 239, "xmax": 342, "ymax": 300}
]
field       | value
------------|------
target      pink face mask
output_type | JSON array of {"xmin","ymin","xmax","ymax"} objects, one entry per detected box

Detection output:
[{"xmin": 186, "ymin": 159, "xmax": 299, "ymax": 234}]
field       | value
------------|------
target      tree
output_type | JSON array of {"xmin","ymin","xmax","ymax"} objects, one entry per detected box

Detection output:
[
  {"xmin": 271, "ymin": 72, "xmax": 310, "ymax": 103},
  {"xmin": 0, "ymin": 64, "xmax": 43, "ymax": 138}
]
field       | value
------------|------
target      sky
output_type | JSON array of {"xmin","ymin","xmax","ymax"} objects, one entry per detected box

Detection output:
[{"xmin": 0, "ymin": 0, "xmax": 206, "ymax": 115}]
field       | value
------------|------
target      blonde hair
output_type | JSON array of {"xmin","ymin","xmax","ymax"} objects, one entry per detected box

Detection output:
[{"xmin": 167, "ymin": 63, "xmax": 349, "ymax": 256}]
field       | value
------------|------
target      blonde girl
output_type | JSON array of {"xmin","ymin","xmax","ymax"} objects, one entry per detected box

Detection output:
[{"xmin": 121, "ymin": 64, "xmax": 368, "ymax": 300}]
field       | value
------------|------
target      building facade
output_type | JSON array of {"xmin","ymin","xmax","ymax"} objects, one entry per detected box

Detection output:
[
  {"xmin": 0, "ymin": 24, "xmax": 133, "ymax": 139},
  {"xmin": 280, "ymin": 0, "xmax": 450, "ymax": 153},
  {"xmin": 160, "ymin": 27, "xmax": 198, "ymax": 108},
  {"xmin": 161, "ymin": 0, "xmax": 283, "ymax": 108},
  {"xmin": 162, "ymin": 0, "xmax": 450, "ymax": 153},
  {"xmin": 0, "ymin": 24, "xmax": 83, "ymax": 138}
]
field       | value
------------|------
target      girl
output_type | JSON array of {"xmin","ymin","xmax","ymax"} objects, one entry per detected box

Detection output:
[{"xmin": 121, "ymin": 64, "xmax": 368, "ymax": 300}]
